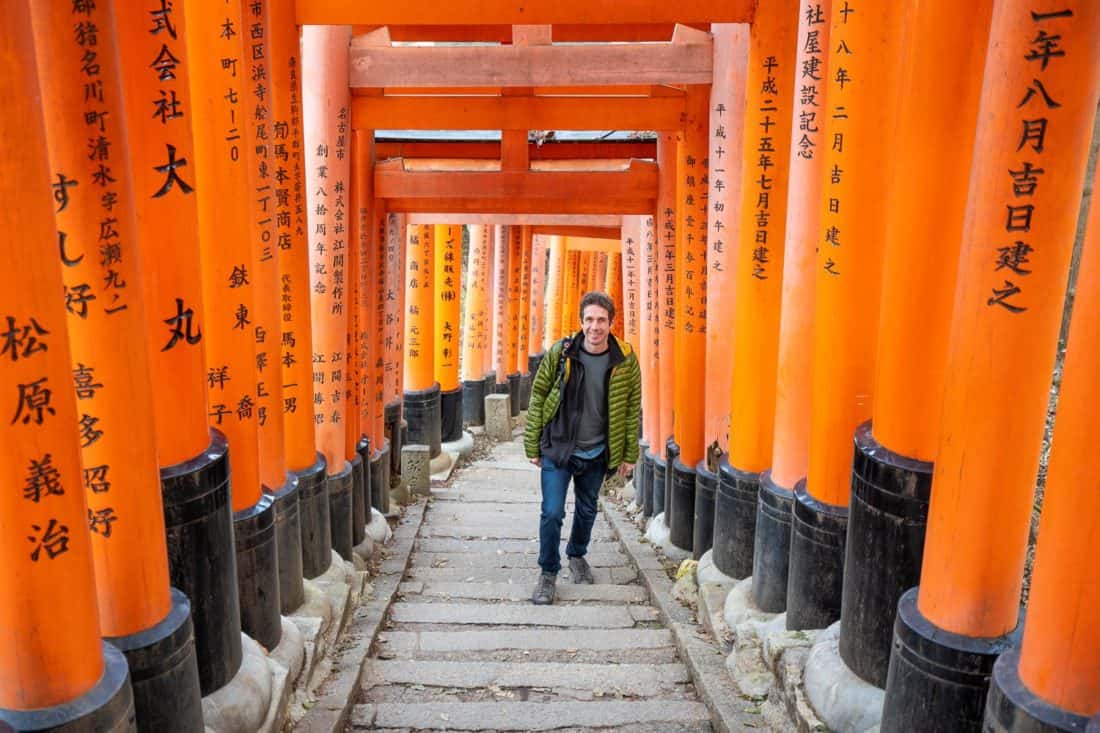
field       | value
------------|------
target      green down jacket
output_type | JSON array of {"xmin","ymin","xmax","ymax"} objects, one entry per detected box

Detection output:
[{"xmin": 524, "ymin": 332, "xmax": 642, "ymax": 471}]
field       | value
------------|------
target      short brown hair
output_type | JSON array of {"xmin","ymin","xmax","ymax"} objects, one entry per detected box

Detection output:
[{"xmin": 579, "ymin": 291, "xmax": 615, "ymax": 322}]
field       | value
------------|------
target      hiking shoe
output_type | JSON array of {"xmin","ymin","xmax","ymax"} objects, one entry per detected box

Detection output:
[
  {"xmin": 532, "ymin": 572, "xmax": 557, "ymax": 605},
  {"xmin": 569, "ymin": 556, "xmax": 595, "ymax": 584}
]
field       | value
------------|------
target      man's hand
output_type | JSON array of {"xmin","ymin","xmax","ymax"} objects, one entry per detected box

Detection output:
[
  {"xmin": 530, "ymin": 457, "xmax": 541, "ymax": 467},
  {"xmin": 618, "ymin": 461, "xmax": 634, "ymax": 479}
]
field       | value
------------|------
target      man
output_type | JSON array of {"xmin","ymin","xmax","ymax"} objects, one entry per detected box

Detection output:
[{"xmin": 524, "ymin": 291, "xmax": 642, "ymax": 605}]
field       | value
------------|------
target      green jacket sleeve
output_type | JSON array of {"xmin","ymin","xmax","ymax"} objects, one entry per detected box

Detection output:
[
  {"xmin": 623, "ymin": 355, "xmax": 642, "ymax": 464},
  {"xmin": 524, "ymin": 343, "xmax": 558, "ymax": 459}
]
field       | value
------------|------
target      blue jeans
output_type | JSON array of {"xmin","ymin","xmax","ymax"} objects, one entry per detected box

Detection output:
[{"xmin": 538, "ymin": 453, "xmax": 607, "ymax": 574}]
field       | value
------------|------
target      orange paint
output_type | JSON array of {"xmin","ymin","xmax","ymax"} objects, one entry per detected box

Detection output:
[
  {"xmin": 0, "ymin": 3, "xmax": 104, "ymax": 706},
  {"xmin": 344, "ymin": 146, "xmax": 362, "ymax": 461},
  {"xmin": 1018, "ymin": 162, "xmax": 1100, "ymax": 718},
  {"xmin": 726, "ymin": 0, "xmax": 799, "ymax": 474},
  {"xmin": 704, "ymin": 23, "xmax": 750, "ymax": 453},
  {"xmin": 544, "ymin": 235, "xmax": 566, "ymax": 345},
  {"xmin": 481, "ymin": 225, "xmax": 497, "ymax": 376},
  {"xmin": 384, "ymin": 212, "xmax": 407, "ymax": 403},
  {"xmin": 434, "ymin": 224, "xmax": 462, "ymax": 391},
  {"xmin": 870, "ymin": 0, "xmax": 993, "ymax": 461},
  {"xmin": 514, "ymin": 226, "xmax": 532, "ymax": 373},
  {"xmin": 187, "ymin": 0, "xmax": 263, "ymax": 512},
  {"xmin": 461, "ymin": 225, "xmax": 492, "ymax": 381},
  {"xmin": 561, "ymin": 248, "xmax": 582, "ymax": 337},
  {"xmin": 805, "ymin": 0, "xmax": 905, "ymax": 507},
  {"xmin": 672, "ymin": 86, "xmax": 709, "ymax": 467},
  {"xmin": 656, "ymin": 132, "xmax": 678, "ymax": 457},
  {"xmin": 31, "ymin": 0, "xmax": 173, "ymax": 638},
  {"xmin": 370, "ymin": 201, "xmax": 387, "ymax": 445},
  {"xmin": 116, "ymin": 0, "xmax": 210, "ymax": 467},
  {"xmin": 577, "ymin": 251, "xmax": 593, "ymax": 303},
  {"xmin": 352, "ymin": 130, "xmax": 376, "ymax": 448},
  {"xmin": 638, "ymin": 215, "xmax": 661, "ymax": 449},
  {"xmin": 404, "ymin": 225, "xmax": 435, "ymax": 391},
  {"xmin": 506, "ymin": 226, "xmax": 524, "ymax": 376},
  {"xmin": 527, "ymin": 233, "xmax": 547, "ymax": 356},
  {"xmin": 303, "ymin": 25, "xmax": 352, "ymax": 474},
  {"xmin": 492, "ymin": 226, "xmax": 513, "ymax": 381},
  {"xmin": 593, "ymin": 252, "xmax": 609, "ymax": 297},
  {"xmin": 269, "ymin": 0, "xmax": 318, "ymax": 473},
  {"xmin": 770, "ymin": 0, "xmax": 831, "ymax": 490},
  {"xmin": 918, "ymin": 0, "xmax": 1100, "ymax": 638},
  {"xmin": 617, "ymin": 220, "xmax": 635, "ymax": 344}
]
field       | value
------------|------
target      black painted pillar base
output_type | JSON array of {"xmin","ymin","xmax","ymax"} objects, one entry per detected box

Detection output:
[
  {"xmin": 462, "ymin": 378, "xmax": 487, "ymax": 426},
  {"xmin": 357, "ymin": 437, "xmax": 372, "ymax": 529},
  {"xmin": 636, "ymin": 439, "xmax": 650, "ymax": 511},
  {"xmin": 642, "ymin": 449, "xmax": 657, "ymax": 517},
  {"xmin": 296, "ymin": 453, "xmax": 331, "ymax": 580},
  {"xmin": 327, "ymin": 461, "xmax": 354, "ymax": 562},
  {"xmin": 664, "ymin": 439, "xmax": 679, "ymax": 525},
  {"xmin": 350, "ymin": 452, "xmax": 366, "ymax": 547},
  {"xmin": 234, "ymin": 493, "xmax": 281, "ymax": 651},
  {"xmin": 161, "ymin": 429, "xmax": 242, "ymax": 695},
  {"xmin": 404, "ymin": 382, "xmax": 442, "ymax": 458},
  {"xmin": 693, "ymin": 460, "xmax": 717, "ymax": 560},
  {"xmin": 519, "ymin": 371, "xmax": 532, "ymax": 411},
  {"xmin": 482, "ymin": 370, "xmax": 497, "ymax": 407},
  {"xmin": 106, "ymin": 588, "xmax": 203, "ymax": 733},
  {"xmin": 669, "ymin": 458, "xmax": 696, "ymax": 552},
  {"xmin": 0, "ymin": 641, "xmax": 135, "ymax": 732},
  {"xmin": 882, "ymin": 587, "xmax": 1019, "ymax": 733},
  {"xmin": 441, "ymin": 387, "xmax": 464, "ymax": 442},
  {"xmin": 751, "ymin": 470, "xmax": 794, "ymax": 613},
  {"xmin": 985, "ymin": 648, "xmax": 1091, "ymax": 732},
  {"xmin": 268, "ymin": 472, "xmax": 304, "ymax": 614},
  {"xmin": 371, "ymin": 439, "xmax": 391, "ymax": 515},
  {"xmin": 713, "ymin": 459, "xmax": 759, "ymax": 580},
  {"xmin": 507, "ymin": 372, "xmax": 522, "ymax": 416},
  {"xmin": 652, "ymin": 454, "xmax": 667, "ymax": 522},
  {"xmin": 528, "ymin": 353, "xmax": 544, "ymax": 387},
  {"xmin": 840, "ymin": 421, "xmax": 933, "ymax": 688},
  {"xmin": 786, "ymin": 481, "xmax": 848, "ymax": 631},
  {"xmin": 384, "ymin": 399, "xmax": 402, "ymax": 484}
]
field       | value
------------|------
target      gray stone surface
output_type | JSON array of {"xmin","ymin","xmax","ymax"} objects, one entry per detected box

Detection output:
[
  {"xmin": 404, "ymin": 564, "xmax": 639, "ymax": 584},
  {"xmin": 417, "ymin": 537, "xmax": 622, "ymax": 554},
  {"xmin": 202, "ymin": 633, "xmax": 273, "ymax": 733},
  {"xmin": 378, "ymin": 628, "xmax": 677, "ymax": 652},
  {"xmin": 399, "ymin": 580, "xmax": 647, "ymax": 603},
  {"xmin": 803, "ymin": 622, "xmax": 884, "ymax": 733},
  {"xmin": 419, "ymin": 523, "xmax": 615, "ymax": 540},
  {"xmin": 352, "ymin": 700, "xmax": 713, "ymax": 730},
  {"xmin": 441, "ymin": 430, "xmax": 475, "ymax": 457},
  {"xmin": 484, "ymin": 393, "xmax": 513, "ymax": 440},
  {"xmin": 402, "ymin": 444, "xmax": 431, "ymax": 495},
  {"xmin": 389, "ymin": 602, "xmax": 639, "ymax": 628},
  {"xmin": 411, "ymin": 550, "xmax": 626, "ymax": 569}
]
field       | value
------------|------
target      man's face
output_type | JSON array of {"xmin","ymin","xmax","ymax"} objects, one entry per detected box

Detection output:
[{"xmin": 581, "ymin": 304, "xmax": 611, "ymax": 349}]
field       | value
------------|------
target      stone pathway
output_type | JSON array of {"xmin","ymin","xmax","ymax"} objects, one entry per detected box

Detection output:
[{"xmin": 350, "ymin": 435, "xmax": 715, "ymax": 732}]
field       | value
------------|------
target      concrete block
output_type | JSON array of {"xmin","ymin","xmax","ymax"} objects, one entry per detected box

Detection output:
[
  {"xmin": 201, "ymin": 633, "xmax": 273, "ymax": 733},
  {"xmin": 441, "ymin": 430, "xmax": 475, "ymax": 457},
  {"xmin": 365, "ymin": 507, "xmax": 392, "ymax": 544},
  {"xmin": 485, "ymin": 394, "xmax": 514, "ymax": 441},
  {"xmin": 723, "ymin": 576, "xmax": 776, "ymax": 631},
  {"xmin": 696, "ymin": 548, "xmax": 738, "ymax": 587},
  {"xmin": 401, "ymin": 444, "xmax": 431, "ymax": 495},
  {"xmin": 803, "ymin": 622, "xmax": 884, "ymax": 733}
]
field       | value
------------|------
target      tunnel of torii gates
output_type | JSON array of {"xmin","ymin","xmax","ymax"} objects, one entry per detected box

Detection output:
[{"xmin": 0, "ymin": 0, "xmax": 1098, "ymax": 731}]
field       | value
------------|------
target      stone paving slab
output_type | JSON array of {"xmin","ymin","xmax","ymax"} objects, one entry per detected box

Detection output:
[
  {"xmin": 399, "ymin": 581, "xmax": 648, "ymax": 603},
  {"xmin": 417, "ymin": 524, "xmax": 615, "ymax": 540},
  {"xmin": 431, "ymin": 491, "xmax": 540, "ymax": 505},
  {"xmin": 404, "ymin": 565, "xmax": 639, "ymax": 584},
  {"xmin": 389, "ymin": 602, "xmax": 639, "ymax": 628},
  {"xmin": 377, "ymin": 628, "xmax": 677, "ymax": 652},
  {"xmin": 352, "ymin": 700, "xmax": 713, "ymax": 730},
  {"xmin": 363, "ymin": 660, "xmax": 690, "ymax": 696},
  {"xmin": 415, "ymin": 537, "xmax": 622, "ymax": 554},
  {"xmin": 411, "ymin": 550, "xmax": 627, "ymax": 569}
]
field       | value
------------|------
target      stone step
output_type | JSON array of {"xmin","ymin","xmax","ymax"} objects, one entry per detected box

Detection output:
[
  {"xmin": 387, "ymin": 602, "xmax": 644, "ymax": 629},
  {"xmin": 431, "ymin": 491, "xmax": 541, "ymax": 505},
  {"xmin": 411, "ymin": 551, "xmax": 626, "ymax": 570},
  {"xmin": 377, "ymin": 628, "xmax": 676, "ymax": 653},
  {"xmin": 418, "ymin": 524, "xmax": 615, "ymax": 541},
  {"xmin": 404, "ymin": 565, "xmax": 639, "ymax": 585},
  {"xmin": 415, "ymin": 537, "xmax": 618, "ymax": 554},
  {"xmin": 399, "ymin": 581, "xmax": 647, "ymax": 603},
  {"xmin": 363, "ymin": 660, "xmax": 691, "ymax": 697},
  {"xmin": 351, "ymin": 700, "xmax": 713, "ymax": 731}
]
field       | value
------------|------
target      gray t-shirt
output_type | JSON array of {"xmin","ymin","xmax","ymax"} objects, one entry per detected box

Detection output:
[{"xmin": 574, "ymin": 345, "xmax": 610, "ymax": 452}]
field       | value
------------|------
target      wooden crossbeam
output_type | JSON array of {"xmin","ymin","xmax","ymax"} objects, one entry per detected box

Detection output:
[
  {"xmin": 352, "ymin": 95, "xmax": 684, "ymax": 131},
  {"xmin": 374, "ymin": 141, "xmax": 657, "ymax": 160},
  {"xmin": 564, "ymin": 236, "xmax": 624, "ymax": 251},
  {"xmin": 352, "ymin": 24, "xmax": 709, "ymax": 43},
  {"xmin": 532, "ymin": 225, "xmax": 622, "ymax": 240},
  {"xmin": 299, "ymin": 1, "xmax": 753, "ymax": 25},
  {"xmin": 376, "ymin": 159, "xmax": 656, "ymax": 214},
  {"xmin": 349, "ymin": 37, "xmax": 712, "ymax": 88},
  {"xmin": 407, "ymin": 214, "xmax": 622, "ymax": 226}
]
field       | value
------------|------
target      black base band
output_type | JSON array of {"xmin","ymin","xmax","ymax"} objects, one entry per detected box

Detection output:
[
  {"xmin": 327, "ymin": 461, "xmax": 354, "ymax": 562},
  {"xmin": 519, "ymin": 370, "xmax": 532, "ymax": 411},
  {"xmin": 351, "ymin": 452, "xmax": 366, "ymax": 547},
  {"xmin": 750, "ymin": 470, "xmax": 794, "ymax": 613},
  {"xmin": 234, "ymin": 494, "xmax": 282, "ymax": 651},
  {"xmin": 635, "ymin": 440, "xmax": 650, "ymax": 513},
  {"xmin": 404, "ymin": 383, "xmax": 442, "ymax": 458},
  {"xmin": 268, "ymin": 472, "xmax": 304, "ymax": 613},
  {"xmin": 384, "ymin": 399, "xmax": 403, "ymax": 480},
  {"xmin": 371, "ymin": 440, "xmax": 391, "ymax": 515},
  {"xmin": 984, "ymin": 648, "xmax": 1091, "ymax": 733},
  {"xmin": 664, "ymin": 439, "xmax": 679, "ymax": 521},
  {"xmin": 462, "ymin": 378, "xmax": 486, "ymax": 426},
  {"xmin": 507, "ymin": 372, "xmax": 521, "ymax": 416},
  {"xmin": 296, "ymin": 453, "xmax": 331, "ymax": 580},
  {"xmin": 714, "ymin": 459, "xmax": 760, "ymax": 581},
  {"xmin": 440, "ymin": 387, "xmax": 464, "ymax": 442},
  {"xmin": 669, "ymin": 458, "xmax": 696, "ymax": 552},
  {"xmin": 641, "ymin": 449, "xmax": 656, "ymax": 518},
  {"xmin": 357, "ymin": 437, "xmax": 372, "ymax": 528},
  {"xmin": 651, "ymin": 455, "xmax": 667, "ymax": 523},
  {"xmin": 785, "ymin": 481, "xmax": 848, "ymax": 631},
  {"xmin": 692, "ymin": 460, "xmax": 717, "ymax": 560}
]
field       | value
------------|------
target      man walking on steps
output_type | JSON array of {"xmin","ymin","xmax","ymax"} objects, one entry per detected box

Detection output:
[{"xmin": 525, "ymin": 291, "xmax": 642, "ymax": 605}]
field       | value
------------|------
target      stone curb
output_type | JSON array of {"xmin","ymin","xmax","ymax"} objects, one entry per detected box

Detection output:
[
  {"xmin": 602, "ymin": 498, "xmax": 768, "ymax": 733},
  {"xmin": 294, "ymin": 499, "xmax": 427, "ymax": 733}
]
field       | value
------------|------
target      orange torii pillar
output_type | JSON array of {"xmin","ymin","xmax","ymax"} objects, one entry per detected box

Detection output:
[
  {"xmin": 593, "ymin": 252, "xmax": 609, "ymax": 299},
  {"xmin": 561, "ymin": 248, "xmax": 581, "ymax": 340},
  {"xmin": 0, "ymin": 7, "xmax": 130, "ymax": 730},
  {"xmin": 491, "ymin": 226, "xmax": 515, "ymax": 405},
  {"xmin": 544, "ymin": 236, "xmax": 566, "ymax": 346},
  {"xmin": 667, "ymin": 85, "xmax": 710, "ymax": 554},
  {"xmin": 368, "ymin": 200, "xmax": 391, "ymax": 515},
  {"xmin": 700, "ymin": 22, "xmax": 749, "ymax": 564},
  {"xmin": 270, "ymin": 0, "xmax": 324, "ymax": 595},
  {"xmin": 882, "ymin": 3, "xmax": 1100, "ymax": 729},
  {"xmin": 189, "ymin": 0, "xmax": 282, "ymax": 650},
  {"xmin": 404, "ymin": 224, "xmax": 442, "ymax": 457},
  {"xmin": 481, "ymin": 226, "xmax": 498, "ymax": 395},
  {"xmin": 651, "ymin": 132, "xmax": 678, "ymax": 529},
  {"xmin": 611, "ymin": 243, "xmax": 628, "ymax": 344},
  {"xmin": 116, "ymin": 0, "xmax": 241, "ymax": 696},
  {"xmin": 751, "ymin": 0, "xmax": 830, "ymax": 615},
  {"xmin": 435, "ymin": 224, "xmax": 464, "ymax": 440},
  {"xmin": 349, "ymin": 130, "xmax": 376, "ymax": 548},
  {"xmin": 837, "ymin": 0, "xmax": 992, "ymax": 690},
  {"xmin": 505, "ymin": 227, "xmax": 524, "ymax": 417},
  {"xmin": 577, "ymin": 250, "xmax": 593, "ymax": 306},
  {"xmin": 785, "ymin": 0, "xmax": 905, "ymax": 631},
  {"xmin": 303, "ymin": 24, "xmax": 353, "ymax": 568},
  {"xmin": 384, "ymin": 212, "xmax": 408, "ymax": 494},
  {"xmin": 31, "ymin": 0, "xmax": 204, "ymax": 728},
  {"xmin": 634, "ymin": 215, "xmax": 658, "ymax": 517},
  {"xmin": 515, "ymin": 226, "xmax": 533, "ymax": 410},
  {"xmin": 461, "ymin": 224, "xmax": 492, "ymax": 425},
  {"xmin": 527, "ymin": 233, "xmax": 548, "ymax": 385},
  {"xmin": 988, "ymin": 165, "xmax": 1100, "ymax": 731}
]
